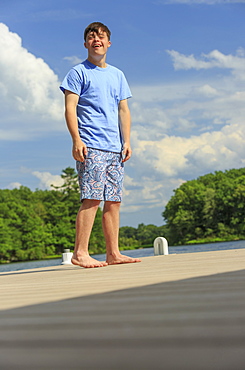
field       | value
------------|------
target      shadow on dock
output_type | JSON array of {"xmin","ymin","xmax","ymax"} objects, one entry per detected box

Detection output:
[{"xmin": 1, "ymin": 268, "xmax": 245, "ymax": 369}]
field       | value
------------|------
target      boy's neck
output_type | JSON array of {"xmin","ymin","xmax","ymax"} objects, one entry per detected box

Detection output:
[{"xmin": 87, "ymin": 55, "xmax": 107, "ymax": 68}]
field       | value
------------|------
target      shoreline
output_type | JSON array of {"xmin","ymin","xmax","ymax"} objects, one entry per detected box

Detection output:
[{"xmin": 1, "ymin": 238, "xmax": 245, "ymax": 266}]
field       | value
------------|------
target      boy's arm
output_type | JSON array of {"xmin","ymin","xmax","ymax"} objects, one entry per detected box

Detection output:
[
  {"xmin": 64, "ymin": 90, "xmax": 87, "ymax": 162},
  {"xmin": 118, "ymin": 99, "xmax": 132, "ymax": 162}
]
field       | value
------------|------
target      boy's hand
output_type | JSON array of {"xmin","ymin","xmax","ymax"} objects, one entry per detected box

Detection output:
[
  {"xmin": 122, "ymin": 143, "xmax": 132, "ymax": 162},
  {"xmin": 72, "ymin": 140, "xmax": 87, "ymax": 162}
]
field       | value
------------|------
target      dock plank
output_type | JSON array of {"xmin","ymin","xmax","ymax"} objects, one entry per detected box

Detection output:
[{"xmin": 0, "ymin": 249, "xmax": 245, "ymax": 369}]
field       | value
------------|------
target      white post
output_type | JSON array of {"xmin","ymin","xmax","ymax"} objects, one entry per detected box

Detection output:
[
  {"xmin": 153, "ymin": 237, "xmax": 169, "ymax": 256},
  {"xmin": 61, "ymin": 249, "xmax": 73, "ymax": 265}
]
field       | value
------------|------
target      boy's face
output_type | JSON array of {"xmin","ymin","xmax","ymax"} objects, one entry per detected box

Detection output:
[{"xmin": 84, "ymin": 28, "xmax": 111, "ymax": 57}]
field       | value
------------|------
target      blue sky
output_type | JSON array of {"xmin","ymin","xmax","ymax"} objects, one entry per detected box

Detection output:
[{"xmin": 1, "ymin": 0, "xmax": 245, "ymax": 227}]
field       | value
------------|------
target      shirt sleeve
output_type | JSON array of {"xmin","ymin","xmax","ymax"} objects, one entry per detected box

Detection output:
[
  {"xmin": 119, "ymin": 72, "xmax": 132, "ymax": 101},
  {"xmin": 59, "ymin": 68, "xmax": 84, "ymax": 96}
]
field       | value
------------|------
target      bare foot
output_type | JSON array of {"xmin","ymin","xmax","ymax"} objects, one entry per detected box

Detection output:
[
  {"xmin": 106, "ymin": 253, "xmax": 141, "ymax": 265},
  {"xmin": 71, "ymin": 254, "xmax": 108, "ymax": 268}
]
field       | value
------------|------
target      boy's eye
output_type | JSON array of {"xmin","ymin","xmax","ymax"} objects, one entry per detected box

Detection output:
[{"xmin": 87, "ymin": 32, "xmax": 106, "ymax": 41}]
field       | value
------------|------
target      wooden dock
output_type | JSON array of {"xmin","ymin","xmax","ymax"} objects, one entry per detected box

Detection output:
[{"xmin": 1, "ymin": 249, "xmax": 245, "ymax": 369}]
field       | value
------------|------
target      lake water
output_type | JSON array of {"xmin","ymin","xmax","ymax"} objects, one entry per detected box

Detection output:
[{"xmin": 1, "ymin": 239, "xmax": 245, "ymax": 273}]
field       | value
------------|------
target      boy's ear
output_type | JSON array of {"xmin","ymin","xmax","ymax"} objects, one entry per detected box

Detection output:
[{"xmin": 84, "ymin": 42, "xmax": 87, "ymax": 49}]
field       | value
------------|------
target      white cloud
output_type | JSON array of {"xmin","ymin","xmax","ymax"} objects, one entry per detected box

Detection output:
[
  {"xmin": 123, "ymin": 48, "xmax": 245, "ymax": 214},
  {"xmin": 166, "ymin": 49, "xmax": 245, "ymax": 75},
  {"xmin": 32, "ymin": 171, "xmax": 64, "ymax": 190},
  {"xmin": 194, "ymin": 84, "xmax": 219, "ymax": 97},
  {"xmin": 130, "ymin": 48, "xmax": 245, "ymax": 140},
  {"xmin": 0, "ymin": 23, "xmax": 64, "ymax": 141},
  {"xmin": 123, "ymin": 120, "xmax": 245, "ymax": 214},
  {"xmin": 121, "ymin": 173, "xmax": 185, "ymax": 214},
  {"xmin": 130, "ymin": 84, "xmax": 198, "ymax": 137},
  {"xmin": 8, "ymin": 182, "xmax": 22, "ymax": 189},
  {"xmin": 63, "ymin": 56, "xmax": 83, "ymax": 65}
]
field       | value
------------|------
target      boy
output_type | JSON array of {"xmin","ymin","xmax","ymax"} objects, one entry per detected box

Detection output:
[{"xmin": 60, "ymin": 22, "xmax": 141, "ymax": 268}]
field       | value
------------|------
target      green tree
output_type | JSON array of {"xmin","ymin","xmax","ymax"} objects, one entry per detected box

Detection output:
[
  {"xmin": 0, "ymin": 217, "xmax": 13, "ymax": 261},
  {"xmin": 163, "ymin": 167, "xmax": 245, "ymax": 245}
]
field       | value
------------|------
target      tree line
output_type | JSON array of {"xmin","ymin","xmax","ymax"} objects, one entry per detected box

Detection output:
[
  {"xmin": 163, "ymin": 167, "xmax": 245, "ymax": 245},
  {"xmin": 1, "ymin": 167, "xmax": 244, "ymax": 263}
]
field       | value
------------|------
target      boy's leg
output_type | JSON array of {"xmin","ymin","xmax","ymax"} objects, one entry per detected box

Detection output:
[
  {"xmin": 72, "ymin": 199, "xmax": 108, "ymax": 268},
  {"xmin": 103, "ymin": 201, "xmax": 141, "ymax": 264}
]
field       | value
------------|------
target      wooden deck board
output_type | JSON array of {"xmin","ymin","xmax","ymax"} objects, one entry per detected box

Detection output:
[{"xmin": 0, "ymin": 249, "xmax": 245, "ymax": 369}]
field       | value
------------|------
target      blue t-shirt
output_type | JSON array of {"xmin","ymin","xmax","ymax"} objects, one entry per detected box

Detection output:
[{"xmin": 60, "ymin": 59, "xmax": 132, "ymax": 153}]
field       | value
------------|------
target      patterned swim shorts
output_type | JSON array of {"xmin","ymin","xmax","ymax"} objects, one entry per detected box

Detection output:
[{"xmin": 76, "ymin": 148, "xmax": 124, "ymax": 202}]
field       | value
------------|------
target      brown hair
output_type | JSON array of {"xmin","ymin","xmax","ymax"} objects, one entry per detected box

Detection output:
[{"xmin": 84, "ymin": 22, "xmax": 111, "ymax": 41}]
